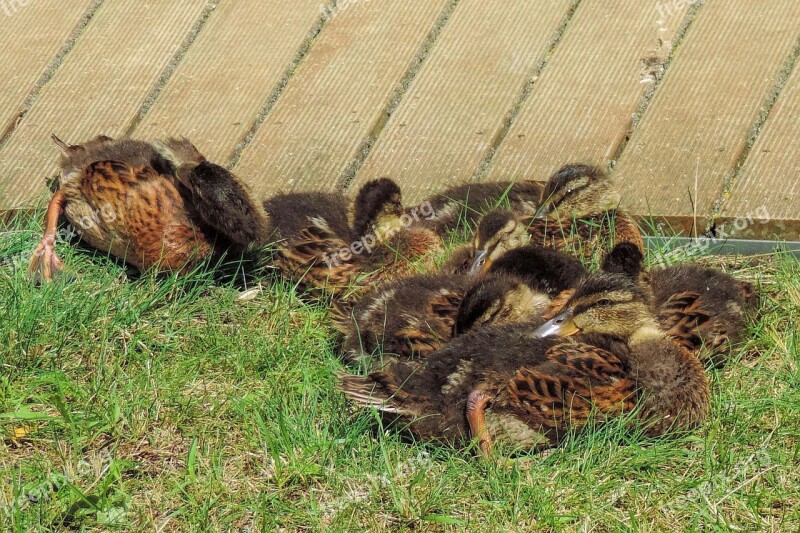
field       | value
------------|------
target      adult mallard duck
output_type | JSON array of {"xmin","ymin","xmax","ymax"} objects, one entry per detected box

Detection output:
[
  {"xmin": 263, "ymin": 177, "xmax": 442, "ymax": 299},
  {"xmin": 28, "ymin": 135, "xmax": 268, "ymax": 282},
  {"xmin": 602, "ymin": 242, "xmax": 758, "ymax": 367},
  {"xmin": 338, "ymin": 272, "xmax": 709, "ymax": 457}
]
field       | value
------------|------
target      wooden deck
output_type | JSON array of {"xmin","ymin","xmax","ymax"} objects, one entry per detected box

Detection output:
[{"xmin": 1, "ymin": 0, "xmax": 798, "ymax": 239}]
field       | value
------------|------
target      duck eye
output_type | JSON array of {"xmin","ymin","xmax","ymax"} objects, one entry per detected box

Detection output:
[{"xmin": 597, "ymin": 298, "xmax": 611, "ymax": 306}]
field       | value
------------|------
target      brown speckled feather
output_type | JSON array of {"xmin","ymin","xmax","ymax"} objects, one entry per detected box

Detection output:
[
  {"xmin": 497, "ymin": 343, "xmax": 636, "ymax": 446},
  {"xmin": 273, "ymin": 223, "xmax": 360, "ymax": 292},
  {"xmin": 657, "ymin": 291, "xmax": 729, "ymax": 357},
  {"xmin": 340, "ymin": 275, "xmax": 469, "ymax": 363},
  {"xmin": 526, "ymin": 210, "xmax": 643, "ymax": 259},
  {"xmin": 83, "ymin": 160, "xmax": 213, "ymax": 272}
]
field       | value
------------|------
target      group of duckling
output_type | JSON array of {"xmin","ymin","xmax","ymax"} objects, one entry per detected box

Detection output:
[{"xmin": 30, "ymin": 134, "xmax": 758, "ymax": 458}]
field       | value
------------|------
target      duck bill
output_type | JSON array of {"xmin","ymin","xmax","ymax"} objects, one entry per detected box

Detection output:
[
  {"xmin": 533, "ymin": 202, "xmax": 552, "ymax": 220},
  {"xmin": 469, "ymin": 250, "xmax": 490, "ymax": 275},
  {"xmin": 532, "ymin": 309, "xmax": 581, "ymax": 338},
  {"xmin": 171, "ymin": 164, "xmax": 197, "ymax": 192}
]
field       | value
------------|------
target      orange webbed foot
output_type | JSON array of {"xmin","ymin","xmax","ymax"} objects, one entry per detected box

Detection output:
[
  {"xmin": 467, "ymin": 389, "xmax": 494, "ymax": 459},
  {"xmin": 28, "ymin": 236, "xmax": 64, "ymax": 283},
  {"xmin": 28, "ymin": 190, "xmax": 66, "ymax": 283}
]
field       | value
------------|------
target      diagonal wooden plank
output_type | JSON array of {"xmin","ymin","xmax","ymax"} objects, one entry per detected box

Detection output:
[
  {"xmin": 486, "ymin": 0, "xmax": 691, "ymax": 184},
  {"xmin": 717, "ymin": 62, "xmax": 800, "ymax": 240},
  {"xmin": 133, "ymin": 0, "xmax": 324, "ymax": 164},
  {"xmin": 233, "ymin": 0, "xmax": 453, "ymax": 197},
  {"xmin": 0, "ymin": 0, "xmax": 209, "ymax": 210},
  {"xmin": 346, "ymin": 0, "xmax": 572, "ymax": 204},
  {"xmin": 0, "ymin": 0, "xmax": 97, "ymax": 139},
  {"xmin": 611, "ymin": 1, "xmax": 800, "ymax": 235}
]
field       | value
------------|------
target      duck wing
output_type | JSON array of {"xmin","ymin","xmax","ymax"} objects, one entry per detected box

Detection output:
[
  {"xmin": 275, "ymin": 222, "xmax": 362, "ymax": 292},
  {"xmin": 500, "ymin": 342, "xmax": 637, "ymax": 444},
  {"xmin": 80, "ymin": 160, "xmax": 210, "ymax": 271},
  {"xmin": 656, "ymin": 290, "xmax": 738, "ymax": 368}
]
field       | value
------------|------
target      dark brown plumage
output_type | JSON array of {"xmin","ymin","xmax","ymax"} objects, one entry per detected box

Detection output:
[
  {"xmin": 452, "ymin": 245, "xmax": 588, "ymax": 335},
  {"xmin": 156, "ymin": 137, "xmax": 270, "ymax": 247},
  {"xmin": 452, "ymin": 273, "xmax": 552, "ymax": 337},
  {"xmin": 526, "ymin": 164, "xmax": 644, "ymax": 259},
  {"xmin": 334, "ymin": 273, "xmax": 471, "ymax": 364},
  {"xmin": 411, "ymin": 180, "xmax": 543, "ymax": 237},
  {"xmin": 484, "ymin": 244, "xmax": 588, "ymax": 298},
  {"xmin": 338, "ymin": 273, "xmax": 709, "ymax": 456},
  {"xmin": 602, "ymin": 242, "xmax": 758, "ymax": 368},
  {"xmin": 29, "ymin": 134, "xmax": 266, "ymax": 282},
  {"xmin": 351, "ymin": 177, "xmax": 404, "ymax": 237},
  {"xmin": 263, "ymin": 178, "xmax": 442, "ymax": 299}
]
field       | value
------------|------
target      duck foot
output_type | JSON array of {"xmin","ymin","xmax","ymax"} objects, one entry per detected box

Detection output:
[
  {"xmin": 466, "ymin": 389, "xmax": 493, "ymax": 458},
  {"xmin": 28, "ymin": 190, "xmax": 66, "ymax": 283}
]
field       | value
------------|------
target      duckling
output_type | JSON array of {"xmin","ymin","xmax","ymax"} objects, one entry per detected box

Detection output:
[
  {"xmin": 28, "ymin": 134, "xmax": 267, "ymax": 282},
  {"xmin": 412, "ymin": 180, "xmax": 543, "ymax": 237},
  {"xmin": 602, "ymin": 242, "xmax": 758, "ymax": 368},
  {"xmin": 527, "ymin": 164, "xmax": 644, "ymax": 259},
  {"xmin": 440, "ymin": 208, "xmax": 530, "ymax": 276},
  {"xmin": 338, "ymin": 272, "xmax": 709, "ymax": 456},
  {"xmin": 482, "ymin": 244, "xmax": 588, "ymax": 294},
  {"xmin": 155, "ymin": 137, "xmax": 270, "ymax": 247},
  {"xmin": 452, "ymin": 245, "xmax": 589, "ymax": 334},
  {"xmin": 334, "ymin": 273, "xmax": 471, "ymax": 364},
  {"xmin": 451, "ymin": 273, "xmax": 553, "ymax": 336},
  {"xmin": 438, "ymin": 243, "xmax": 477, "ymax": 276},
  {"xmin": 263, "ymin": 178, "xmax": 442, "ymax": 298}
]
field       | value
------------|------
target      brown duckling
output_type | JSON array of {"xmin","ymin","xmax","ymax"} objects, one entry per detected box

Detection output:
[
  {"xmin": 527, "ymin": 164, "xmax": 644, "ymax": 259},
  {"xmin": 338, "ymin": 272, "xmax": 709, "ymax": 456},
  {"xmin": 28, "ymin": 135, "xmax": 267, "ymax": 282},
  {"xmin": 451, "ymin": 273, "xmax": 553, "ymax": 337},
  {"xmin": 602, "ymin": 242, "xmax": 758, "ymax": 368},
  {"xmin": 263, "ymin": 178, "xmax": 442, "ymax": 299},
  {"xmin": 452, "ymin": 245, "xmax": 589, "ymax": 335},
  {"xmin": 333, "ymin": 273, "xmax": 471, "ymax": 364},
  {"xmin": 441, "ymin": 208, "xmax": 530, "ymax": 276},
  {"xmin": 481, "ymin": 244, "xmax": 588, "ymax": 294},
  {"xmin": 411, "ymin": 180, "xmax": 543, "ymax": 237}
]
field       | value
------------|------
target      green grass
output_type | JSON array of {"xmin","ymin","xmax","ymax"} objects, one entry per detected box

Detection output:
[{"xmin": 1, "ymin": 212, "xmax": 798, "ymax": 532}]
